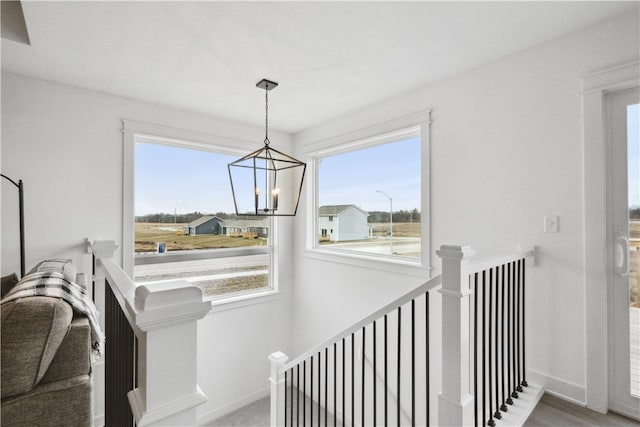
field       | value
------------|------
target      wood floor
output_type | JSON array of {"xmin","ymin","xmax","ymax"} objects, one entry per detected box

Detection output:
[
  {"xmin": 208, "ymin": 392, "xmax": 640, "ymax": 426},
  {"xmin": 525, "ymin": 394, "xmax": 640, "ymax": 427}
]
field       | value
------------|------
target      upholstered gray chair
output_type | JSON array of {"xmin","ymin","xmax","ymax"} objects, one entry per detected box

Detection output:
[{"xmin": 1, "ymin": 268, "xmax": 93, "ymax": 426}]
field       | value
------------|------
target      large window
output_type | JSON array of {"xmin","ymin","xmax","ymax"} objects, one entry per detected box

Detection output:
[
  {"xmin": 134, "ymin": 138, "xmax": 272, "ymax": 300},
  {"xmin": 314, "ymin": 127, "xmax": 424, "ymax": 263}
]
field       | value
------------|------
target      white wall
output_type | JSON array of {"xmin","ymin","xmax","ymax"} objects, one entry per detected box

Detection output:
[
  {"xmin": 0, "ymin": 72, "xmax": 295, "ymax": 423},
  {"xmin": 2, "ymin": 10, "xmax": 638, "ymax": 421},
  {"xmin": 291, "ymin": 12, "xmax": 640, "ymax": 404}
]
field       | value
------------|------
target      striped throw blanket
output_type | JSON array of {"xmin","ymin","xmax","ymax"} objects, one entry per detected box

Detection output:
[{"xmin": 2, "ymin": 271, "xmax": 105, "ymax": 358}]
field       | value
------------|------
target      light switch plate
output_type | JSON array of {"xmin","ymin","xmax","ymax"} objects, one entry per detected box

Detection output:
[{"xmin": 544, "ymin": 215, "xmax": 559, "ymax": 233}]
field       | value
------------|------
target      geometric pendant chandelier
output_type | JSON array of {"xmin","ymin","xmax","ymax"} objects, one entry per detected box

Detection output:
[{"xmin": 228, "ymin": 79, "xmax": 306, "ymax": 216}]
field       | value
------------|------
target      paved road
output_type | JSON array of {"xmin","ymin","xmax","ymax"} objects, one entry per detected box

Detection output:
[
  {"xmin": 134, "ymin": 254, "xmax": 268, "ymax": 279},
  {"xmin": 138, "ymin": 269, "xmax": 269, "ymax": 285},
  {"xmin": 134, "ymin": 237, "xmax": 420, "ymax": 281}
]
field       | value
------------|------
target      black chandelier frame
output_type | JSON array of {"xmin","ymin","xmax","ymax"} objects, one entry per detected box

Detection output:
[{"xmin": 227, "ymin": 79, "xmax": 306, "ymax": 217}]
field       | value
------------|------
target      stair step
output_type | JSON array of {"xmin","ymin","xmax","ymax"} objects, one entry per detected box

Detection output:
[{"xmin": 492, "ymin": 382, "xmax": 544, "ymax": 426}]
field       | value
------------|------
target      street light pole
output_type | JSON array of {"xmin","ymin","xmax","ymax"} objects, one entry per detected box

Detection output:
[{"xmin": 376, "ymin": 190, "xmax": 393, "ymax": 254}]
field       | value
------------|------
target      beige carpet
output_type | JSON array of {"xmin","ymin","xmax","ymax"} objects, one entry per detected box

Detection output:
[{"xmin": 206, "ymin": 396, "xmax": 270, "ymax": 427}]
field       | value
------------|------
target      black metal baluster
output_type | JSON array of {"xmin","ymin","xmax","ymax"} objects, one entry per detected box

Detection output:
[
  {"xmin": 105, "ymin": 282, "xmax": 135, "ymax": 427},
  {"xmin": 482, "ymin": 270, "xmax": 487, "ymax": 427},
  {"xmin": 374, "ymin": 320, "xmax": 377, "ymax": 427},
  {"xmin": 397, "ymin": 306, "xmax": 402, "ymax": 427},
  {"xmin": 334, "ymin": 342, "xmax": 337, "ymax": 427},
  {"xmin": 474, "ymin": 273, "xmax": 479, "ymax": 427},
  {"xmin": 426, "ymin": 291, "xmax": 430, "ymax": 427},
  {"xmin": 506, "ymin": 263, "xmax": 513, "ymax": 406},
  {"xmin": 522, "ymin": 259, "xmax": 528, "ymax": 388},
  {"xmin": 292, "ymin": 368, "xmax": 295, "ymax": 427},
  {"xmin": 494, "ymin": 266, "xmax": 502, "ymax": 420},
  {"xmin": 311, "ymin": 355, "xmax": 314, "ymax": 426},
  {"xmin": 304, "ymin": 360, "xmax": 307, "ymax": 427},
  {"xmin": 516, "ymin": 260, "xmax": 523, "ymax": 393},
  {"xmin": 362, "ymin": 326, "xmax": 366, "ymax": 427},
  {"xmin": 488, "ymin": 269, "xmax": 495, "ymax": 427},
  {"xmin": 297, "ymin": 365, "xmax": 301, "ymax": 427},
  {"xmin": 343, "ymin": 338, "xmax": 346, "ymax": 427},
  {"xmin": 511, "ymin": 261, "xmax": 519, "ymax": 400},
  {"xmin": 319, "ymin": 351, "xmax": 322, "ymax": 427},
  {"xmin": 412, "ymin": 299, "xmax": 416, "ymax": 427},
  {"xmin": 92, "ymin": 254, "xmax": 96, "ymax": 300},
  {"xmin": 352, "ymin": 333, "xmax": 355, "ymax": 427},
  {"xmin": 514, "ymin": 261, "xmax": 520, "ymax": 395},
  {"xmin": 325, "ymin": 347, "xmax": 328, "ymax": 427},
  {"xmin": 384, "ymin": 314, "xmax": 388, "ymax": 427},
  {"xmin": 500, "ymin": 264, "xmax": 508, "ymax": 412}
]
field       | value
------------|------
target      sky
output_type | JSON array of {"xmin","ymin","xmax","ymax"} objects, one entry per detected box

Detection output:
[
  {"xmin": 629, "ymin": 103, "xmax": 640, "ymax": 207},
  {"xmin": 135, "ymin": 137, "xmax": 421, "ymax": 216},
  {"xmin": 135, "ymin": 143, "xmax": 237, "ymax": 215},
  {"xmin": 318, "ymin": 137, "xmax": 421, "ymax": 211}
]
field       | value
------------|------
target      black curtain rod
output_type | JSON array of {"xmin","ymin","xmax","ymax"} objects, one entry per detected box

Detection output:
[{"xmin": 1, "ymin": 173, "xmax": 25, "ymax": 277}]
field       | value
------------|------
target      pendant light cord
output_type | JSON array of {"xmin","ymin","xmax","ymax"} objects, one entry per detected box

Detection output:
[
  {"xmin": 264, "ymin": 86, "xmax": 270, "ymax": 208},
  {"xmin": 264, "ymin": 87, "xmax": 270, "ymax": 145}
]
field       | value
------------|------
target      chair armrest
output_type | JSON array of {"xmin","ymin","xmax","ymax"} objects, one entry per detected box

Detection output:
[
  {"xmin": 41, "ymin": 317, "xmax": 91, "ymax": 385},
  {"xmin": 1, "ymin": 297, "xmax": 73, "ymax": 398}
]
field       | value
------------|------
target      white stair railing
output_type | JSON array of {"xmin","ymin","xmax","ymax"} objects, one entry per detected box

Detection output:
[
  {"xmin": 270, "ymin": 269, "xmax": 443, "ymax": 427},
  {"xmin": 270, "ymin": 244, "xmax": 539, "ymax": 427},
  {"xmin": 92, "ymin": 240, "xmax": 211, "ymax": 426}
]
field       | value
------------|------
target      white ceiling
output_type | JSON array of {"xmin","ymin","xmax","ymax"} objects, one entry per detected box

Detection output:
[{"xmin": 2, "ymin": 1, "xmax": 638, "ymax": 133}]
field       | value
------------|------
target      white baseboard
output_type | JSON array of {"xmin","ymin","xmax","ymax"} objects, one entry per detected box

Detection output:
[
  {"xmin": 609, "ymin": 400, "xmax": 640, "ymax": 422},
  {"xmin": 526, "ymin": 369, "xmax": 586, "ymax": 405},
  {"xmin": 93, "ymin": 358, "xmax": 105, "ymax": 427},
  {"xmin": 197, "ymin": 387, "xmax": 270, "ymax": 426},
  {"xmin": 93, "ymin": 414, "xmax": 104, "ymax": 427}
]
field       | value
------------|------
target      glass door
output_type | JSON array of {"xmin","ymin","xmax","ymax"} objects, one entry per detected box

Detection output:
[{"xmin": 608, "ymin": 87, "xmax": 640, "ymax": 420}]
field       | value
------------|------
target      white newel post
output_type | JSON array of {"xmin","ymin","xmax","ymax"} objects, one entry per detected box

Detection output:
[
  {"xmin": 92, "ymin": 240, "xmax": 212, "ymax": 426},
  {"xmin": 129, "ymin": 281, "xmax": 211, "ymax": 426},
  {"xmin": 437, "ymin": 245, "xmax": 475, "ymax": 427},
  {"xmin": 269, "ymin": 351, "xmax": 289, "ymax": 427}
]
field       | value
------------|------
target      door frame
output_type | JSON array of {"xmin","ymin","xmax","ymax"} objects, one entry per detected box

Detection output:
[
  {"xmin": 583, "ymin": 60, "xmax": 639, "ymax": 414},
  {"xmin": 605, "ymin": 87, "xmax": 640, "ymax": 419}
]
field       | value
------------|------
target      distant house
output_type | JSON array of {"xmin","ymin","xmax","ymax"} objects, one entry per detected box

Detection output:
[
  {"xmin": 223, "ymin": 217, "xmax": 269, "ymax": 238},
  {"xmin": 184, "ymin": 216, "xmax": 224, "ymax": 235},
  {"xmin": 318, "ymin": 205, "xmax": 369, "ymax": 242}
]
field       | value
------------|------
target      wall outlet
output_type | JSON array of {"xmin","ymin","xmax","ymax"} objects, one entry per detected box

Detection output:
[{"xmin": 544, "ymin": 215, "xmax": 559, "ymax": 233}]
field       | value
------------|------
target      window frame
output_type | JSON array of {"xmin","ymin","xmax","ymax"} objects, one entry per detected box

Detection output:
[
  {"xmin": 122, "ymin": 120, "xmax": 278, "ymax": 306},
  {"xmin": 304, "ymin": 112, "xmax": 432, "ymax": 274}
]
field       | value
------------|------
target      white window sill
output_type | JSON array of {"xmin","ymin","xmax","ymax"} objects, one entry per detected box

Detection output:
[
  {"xmin": 304, "ymin": 248, "xmax": 431, "ymax": 279},
  {"xmin": 205, "ymin": 288, "xmax": 283, "ymax": 314}
]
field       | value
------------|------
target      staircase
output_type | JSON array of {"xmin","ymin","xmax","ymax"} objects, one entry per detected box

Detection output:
[
  {"xmin": 92, "ymin": 241, "xmax": 212, "ymax": 426},
  {"xmin": 269, "ymin": 245, "xmax": 542, "ymax": 426}
]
